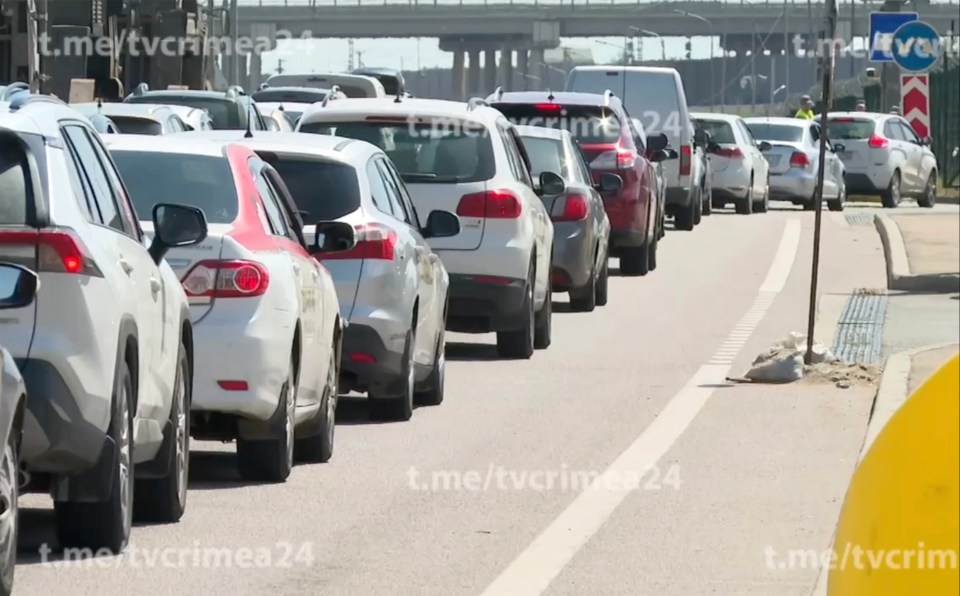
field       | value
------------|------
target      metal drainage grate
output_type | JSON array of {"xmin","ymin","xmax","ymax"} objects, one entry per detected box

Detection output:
[
  {"xmin": 844, "ymin": 213, "xmax": 875, "ymax": 226},
  {"xmin": 831, "ymin": 289, "xmax": 888, "ymax": 365}
]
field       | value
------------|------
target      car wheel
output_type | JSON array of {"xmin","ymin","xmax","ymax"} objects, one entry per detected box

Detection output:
[
  {"xmin": 918, "ymin": 172, "xmax": 937, "ymax": 208},
  {"xmin": 619, "ymin": 243, "xmax": 649, "ymax": 276},
  {"xmin": 754, "ymin": 180, "xmax": 769, "ymax": 213},
  {"xmin": 595, "ymin": 258, "xmax": 609, "ymax": 306},
  {"xmin": 693, "ymin": 187, "xmax": 703, "ymax": 225},
  {"xmin": 370, "ymin": 330, "xmax": 415, "ymax": 421},
  {"xmin": 702, "ymin": 186, "xmax": 712, "ymax": 216},
  {"xmin": 0, "ymin": 419, "xmax": 19, "ymax": 595},
  {"xmin": 135, "ymin": 342, "xmax": 190, "ymax": 522},
  {"xmin": 570, "ymin": 261, "xmax": 597, "ymax": 313},
  {"xmin": 711, "ymin": 196, "xmax": 725, "ymax": 211},
  {"xmin": 237, "ymin": 356, "xmax": 296, "ymax": 481},
  {"xmin": 497, "ymin": 266, "xmax": 535, "ymax": 359},
  {"xmin": 647, "ymin": 226, "xmax": 659, "ymax": 272},
  {"xmin": 828, "ymin": 184, "xmax": 846, "ymax": 212},
  {"xmin": 414, "ymin": 323, "xmax": 446, "ymax": 406},
  {"xmin": 736, "ymin": 179, "xmax": 754, "ymax": 214},
  {"xmin": 56, "ymin": 358, "xmax": 134, "ymax": 553},
  {"xmin": 881, "ymin": 171, "xmax": 901, "ymax": 208},
  {"xmin": 534, "ymin": 270, "xmax": 552, "ymax": 350},
  {"xmin": 674, "ymin": 200, "xmax": 696, "ymax": 231},
  {"xmin": 295, "ymin": 344, "xmax": 339, "ymax": 462}
]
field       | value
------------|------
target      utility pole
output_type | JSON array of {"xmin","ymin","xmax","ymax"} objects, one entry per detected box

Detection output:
[
  {"xmin": 348, "ymin": 39, "xmax": 355, "ymax": 71},
  {"xmin": 229, "ymin": 0, "xmax": 239, "ymax": 86},
  {"xmin": 721, "ymin": 32, "xmax": 727, "ymax": 110},
  {"xmin": 785, "ymin": 1, "xmax": 790, "ymax": 104},
  {"xmin": 752, "ymin": 23, "xmax": 758, "ymax": 112}
]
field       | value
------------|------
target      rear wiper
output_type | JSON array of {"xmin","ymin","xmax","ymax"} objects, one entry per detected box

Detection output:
[{"xmin": 401, "ymin": 173, "xmax": 463, "ymax": 183}]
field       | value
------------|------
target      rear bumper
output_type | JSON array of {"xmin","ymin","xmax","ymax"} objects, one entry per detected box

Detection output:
[
  {"xmin": 551, "ymin": 223, "xmax": 594, "ymax": 291},
  {"xmin": 339, "ymin": 323, "xmax": 406, "ymax": 394},
  {"xmin": 446, "ymin": 274, "xmax": 527, "ymax": 333},
  {"xmin": 769, "ymin": 170, "xmax": 816, "ymax": 201},
  {"xmin": 665, "ymin": 185, "xmax": 692, "ymax": 207}
]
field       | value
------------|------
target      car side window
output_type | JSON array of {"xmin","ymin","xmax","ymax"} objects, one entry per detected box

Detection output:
[
  {"xmin": 496, "ymin": 123, "xmax": 523, "ymax": 182},
  {"xmin": 507, "ymin": 127, "xmax": 535, "ymax": 188},
  {"xmin": 737, "ymin": 120, "xmax": 756, "ymax": 146},
  {"xmin": 88, "ymin": 130, "xmax": 141, "ymax": 236},
  {"xmin": 375, "ymin": 158, "xmax": 410, "ymax": 224},
  {"xmin": 624, "ymin": 115, "xmax": 646, "ymax": 150},
  {"xmin": 898, "ymin": 121, "xmax": 920, "ymax": 143},
  {"xmin": 61, "ymin": 125, "xmax": 129, "ymax": 235},
  {"xmin": 810, "ymin": 125, "xmax": 821, "ymax": 144},
  {"xmin": 884, "ymin": 120, "xmax": 903, "ymax": 141},
  {"xmin": 263, "ymin": 171, "xmax": 303, "ymax": 244},
  {"xmin": 366, "ymin": 158, "xmax": 394, "ymax": 216},
  {"xmin": 168, "ymin": 116, "xmax": 185, "ymax": 133},
  {"xmin": 60, "ymin": 132, "xmax": 98, "ymax": 222},
  {"xmin": 380, "ymin": 158, "xmax": 422, "ymax": 229},
  {"xmin": 250, "ymin": 162, "xmax": 288, "ymax": 236}
]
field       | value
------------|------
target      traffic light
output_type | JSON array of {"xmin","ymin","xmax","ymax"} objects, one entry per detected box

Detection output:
[{"xmin": 684, "ymin": 40, "xmax": 692, "ymax": 60}]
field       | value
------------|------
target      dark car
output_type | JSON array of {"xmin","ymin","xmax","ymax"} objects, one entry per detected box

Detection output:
[
  {"xmin": 489, "ymin": 90, "xmax": 665, "ymax": 277},
  {"xmin": 351, "ymin": 67, "xmax": 405, "ymax": 96},
  {"xmin": 125, "ymin": 84, "xmax": 267, "ymax": 131}
]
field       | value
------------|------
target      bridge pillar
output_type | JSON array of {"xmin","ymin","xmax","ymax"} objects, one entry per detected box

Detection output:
[
  {"xmin": 530, "ymin": 48, "xmax": 545, "ymax": 86},
  {"xmin": 249, "ymin": 52, "xmax": 263, "ymax": 91},
  {"xmin": 518, "ymin": 49, "xmax": 529, "ymax": 90},
  {"xmin": 499, "ymin": 46, "xmax": 514, "ymax": 90},
  {"xmin": 452, "ymin": 49, "xmax": 466, "ymax": 101},
  {"xmin": 468, "ymin": 50, "xmax": 481, "ymax": 96},
  {"xmin": 484, "ymin": 49, "xmax": 497, "ymax": 94}
]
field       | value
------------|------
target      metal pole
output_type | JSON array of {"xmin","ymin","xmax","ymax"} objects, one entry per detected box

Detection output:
[
  {"xmin": 721, "ymin": 32, "xmax": 727, "ymax": 111},
  {"xmin": 710, "ymin": 34, "xmax": 715, "ymax": 109},
  {"xmin": 751, "ymin": 23, "xmax": 758, "ymax": 111},
  {"xmin": 230, "ymin": 0, "xmax": 239, "ymax": 86},
  {"xmin": 785, "ymin": 1, "xmax": 790, "ymax": 103}
]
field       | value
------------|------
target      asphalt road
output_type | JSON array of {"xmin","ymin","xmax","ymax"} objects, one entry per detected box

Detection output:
[{"xmin": 17, "ymin": 201, "xmax": 909, "ymax": 595}]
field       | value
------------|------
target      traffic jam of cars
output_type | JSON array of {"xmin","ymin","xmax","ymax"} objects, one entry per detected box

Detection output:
[{"xmin": 0, "ymin": 64, "xmax": 940, "ymax": 588}]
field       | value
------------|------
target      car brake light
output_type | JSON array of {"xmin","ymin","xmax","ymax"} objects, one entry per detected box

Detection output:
[
  {"xmin": 590, "ymin": 148, "xmax": 636, "ymax": 170},
  {"xmin": 790, "ymin": 151, "xmax": 810, "ymax": 168},
  {"xmin": 534, "ymin": 103, "xmax": 563, "ymax": 112},
  {"xmin": 868, "ymin": 134, "xmax": 888, "ymax": 148},
  {"xmin": 0, "ymin": 228, "xmax": 102, "ymax": 276},
  {"xmin": 318, "ymin": 223, "xmax": 397, "ymax": 260},
  {"xmin": 457, "ymin": 189, "xmax": 522, "ymax": 219},
  {"xmin": 718, "ymin": 146, "xmax": 744, "ymax": 158},
  {"xmin": 217, "ymin": 380, "xmax": 248, "ymax": 391},
  {"xmin": 680, "ymin": 144, "xmax": 692, "ymax": 175},
  {"xmin": 181, "ymin": 260, "xmax": 269, "ymax": 298},
  {"xmin": 833, "ymin": 117, "xmax": 854, "ymax": 122},
  {"xmin": 553, "ymin": 193, "xmax": 589, "ymax": 221}
]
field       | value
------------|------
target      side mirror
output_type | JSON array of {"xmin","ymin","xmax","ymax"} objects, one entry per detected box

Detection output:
[
  {"xmin": 758, "ymin": 141, "xmax": 773, "ymax": 152},
  {"xmin": 648, "ymin": 149, "xmax": 670, "ymax": 163},
  {"xmin": 665, "ymin": 148, "xmax": 679, "ymax": 160},
  {"xmin": 693, "ymin": 129, "xmax": 709, "ymax": 146},
  {"xmin": 312, "ymin": 221, "xmax": 357, "ymax": 253},
  {"xmin": 596, "ymin": 172, "xmax": 623, "ymax": 194},
  {"xmin": 422, "ymin": 210, "xmax": 461, "ymax": 239},
  {"xmin": 0, "ymin": 263, "xmax": 39, "ymax": 310},
  {"xmin": 647, "ymin": 132, "xmax": 669, "ymax": 152},
  {"xmin": 834, "ymin": 143, "xmax": 846, "ymax": 153},
  {"xmin": 538, "ymin": 171, "xmax": 566, "ymax": 196},
  {"xmin": 921, "ymin": 136, "xmax": 933, "ymax": 146},
  {"xmin": 706, "ymin": 142, "xmax": 722, "ymax": 155},
  {"xmin": 149, "ymin": 203, "xmax": 208, "ymax": 264}
]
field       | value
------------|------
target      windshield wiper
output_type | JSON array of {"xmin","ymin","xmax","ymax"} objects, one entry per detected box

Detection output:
[{"xmin": 401, "ymin": 173, "xmax": 463, "ymax": 183}]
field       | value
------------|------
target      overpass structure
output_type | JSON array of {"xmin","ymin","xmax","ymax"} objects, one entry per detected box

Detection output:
[{"xmin": 236, "ymin": 0, "xmax": 959, "ymax": 97}]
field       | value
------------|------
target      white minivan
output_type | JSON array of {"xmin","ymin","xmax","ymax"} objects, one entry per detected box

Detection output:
[
  {"xmin": 567, "ymin": 66, "xmax": 699, "ymax": 230},
  {"xmin": 263, "ymin": 73, "xmax": 386, "ymax": 99}
]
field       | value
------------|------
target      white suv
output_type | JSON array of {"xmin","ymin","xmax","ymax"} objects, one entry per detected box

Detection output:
[
  {"xmin": 297, "ymin": 97, "xmax": 556, "ymax": 359},
  {"xmin": 0, "ymin": 94, "xmax": 207, "ymax": 553}
]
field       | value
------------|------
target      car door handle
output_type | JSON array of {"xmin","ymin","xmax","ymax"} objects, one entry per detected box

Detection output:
[
  {"xmin": 149, "ymin": 276, "xmax": 161, "ymax": 294},
  {"xmin": 119, "ymin": 258, "xmax": 133, "ymax": 275}
]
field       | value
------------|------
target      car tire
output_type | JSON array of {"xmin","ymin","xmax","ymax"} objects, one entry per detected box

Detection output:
[
  {"xmin": 369, "ymin": 330, "xmax": 415, "ymax": 421},
  {"xmin": 295, "ymin": 345, "xmax": 339, "ymax": 462},
  {"xmin": 828, "ymin": 184, "xmax": 846, "ymax": 212},
  {"xmin": 693, "ymin": 187, "xmax": 703, "ymax": 225},
  {"xmin": 918, "ymin": 172, "xmax": 937, "ymax": 208},
  {"xmin": 736, "ymin": 180, "xmax": 754, "ymax": 215},
  {"xmin": 595, "ymin": 259, "xmax": 609, "ymax": 306},
  {"xmin": 237, "ymin": 356, "xmax": 296, "ymax": 482},
  {"xmin": 881, "ymin": 171, "xmax": 902, "ymax": 208},
  {"xmin": 570, "ymin": 263, "xmax": 597, "ymax": 313},
  {"xmin": 0, "ymin": 419, "xmax": 19, "ymax": 595},
  {"xmin": 647, "ymin": 226, "xmax": 659, "ymax": 272},
  {"xmin": 702, "ymin": 186, "xmax": 712, "ymax": 216},
  {"xmin": 496, "ymin": 267, "xmax": 535, "ymax": 359},
  {"xmin": 674, "ymin": 201, "xmax": 696, "ymax": 231},
  {"xmin": 134, "ymin": 342, "xmax": 190, "ymax": 523},
  {"xmin": 55, "ymin": 358, "xmax": 134, "ymax": 554},
  {"xmin": 619, "ymin": 244, "xmax": 649, "ymax": 276},
  {"xmin": 414, "ymin": 324, "xmax": 445, "ymax": 407},
  {"xmin": 533, "ymin": 272, "xmax": 552, "ymax": 350},
  {"xmin": 754, "ymin": 180, "xmax": 769, "ymax": 213},
  {"xmin": 711, "ymin": 197, "xmax": 725, "ymax": 211}
]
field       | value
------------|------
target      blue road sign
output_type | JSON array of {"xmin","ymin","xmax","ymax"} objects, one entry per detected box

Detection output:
[
  {"xmin": 869, "ymin": 12, "xmax": 918, "ymax": 62},
  {"xmin": 892, "ymin": 21, "xmax": 941, "ymax": 72}
]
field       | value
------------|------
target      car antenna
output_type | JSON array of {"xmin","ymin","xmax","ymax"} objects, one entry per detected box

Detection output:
[
  {"xmin": 547, "ymin": 89, "xmax": 554, "ymax": 101},
  {"xmin": 394, "ymin": 86, "xmax": 403, "ymax": 103},
  {"xmin": 244, "ymin": 97, "xmax": 254, "ymax": 138},
  {"xmin": 97, "ymin": 96, "xmax": 103, "ymax": 112}
]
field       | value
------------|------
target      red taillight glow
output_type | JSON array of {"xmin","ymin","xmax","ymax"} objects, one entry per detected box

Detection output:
[
  {"xmin": 868, "ymin": 134, "xmax": 888, "ymax": 148},
  {"xmin": 350, "ymin": 353, "xmax": 377, "ymax": 363},
  {"xmin": 590, "ymin": 148, "xmax": 636, "ymax": 170},
  {"xmin": 473, "ymin": 276, "xmax": 514, "ymax": 285},
  {"xmin": 717, "ymin": 146, "xmax": 744, "ymax": 159},
  {"xmin": 553, "ymin": 193, "xmax": 589, "ymax": 221},
  {"xmin": 789, "ymin": 151, "xmax": 810, "ymax": 168},
  {"xmin": 680, "ymin": 144, "xmax": 692, "ymax": 175},
  {"xmin": 365, "ymin": 115, "xmax": 411, "ymax": 122},
  {"xmin": 534, "ymin": 103, "xmax": 563, "ymax": 111},
  {"xmin": 181, "ymin": 260, "xmax": 270, "ymax": 298},
  {"xmin": 318, "ymin": 223, "xmax": 397, "ymax": 261},
  {"xmin": 217, "ymin": 380, "xmax": 248, "ymax": 391},
  {"xmin": 0, "ymin": 228, "xmax": 101, "ymax": 276},
  {"xmin": 457, "ymin": 190, "xmax": 522, "ymax": 219},
  {"xmin": 833, "ymin": 117, "xmax": 854, "ymax": 122}
]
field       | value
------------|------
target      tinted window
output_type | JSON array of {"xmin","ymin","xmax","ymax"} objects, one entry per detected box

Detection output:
[
  {"xmin": 110, "ymin": 116, "xmax": 163, "ymax": 136},
  {"xmin": 110, "ymin": 150, "xmax": 238, "ymax": 223},
  {"xmin": 252, "ymin": 89, "xmax": 327, "ymax": 103},
  {"xmin": 898, "ymin": 121, "xmax": 920, "ymax": 143},
  {"xmin": 492, "ymin": 104, "xmax": 621, "ymax": 144},
  {"xmin": 0, "ymin": 140, "xmax": 30, "ymax": 224},
  {"xmin": 63, "ymin": 126, "xmax": 126, "ymax": 233},
  {"xmin": 693, "ymin": 119, "xmax": 736, "ymax": 144},
  {"xmin": 260, "ymin": 155, "xmax": 361, "ymax": 223},
  {"xmin": 366, "ymin": 159, "xmax": 391, "ymax": 213},
  {"xmin": 301, "ymin": 120, "xmax": 496, "ymax": 183},
  {"xmin": 375, "ymin": 159, "xmax": 409, "ymax": 223},
  {"xmin": 567, "ymin": 70, "xmax": 682, "ymax": 141},
  {"xmin": 519, "ymin": 135, "xmax": 567, "ymax": 179},
  {"xmin": 129, "ymin": 96, "xmax": 239, "ymax": 129},
  {"xmin": 253, "ymin": 169, "xmax": 288, "ymax": 235},
  {"xmin": 744, "ymin": 122, "xmax": 804, "ymax": 142},
  {"xmin": 826, "ymin": 118, "xmax": 876, "ymax": 140}
]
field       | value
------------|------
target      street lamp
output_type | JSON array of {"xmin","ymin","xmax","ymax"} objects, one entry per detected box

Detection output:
[
  {"xmin": 675, "ymin": 10, "xmax": 716, "ymax": 112},
  {"xmin": 769, "ymin": 84, "xmax": 787, "ymax": 116},
  {"xmin": 639, "ymin": 30, "xmax": 665, "ymax": 62},
  {"xmin": 628, "ymin": 26, "xmax": 642, "ymax": 63}
]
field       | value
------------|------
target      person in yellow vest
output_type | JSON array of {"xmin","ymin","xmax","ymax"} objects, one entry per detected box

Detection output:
[{"xmin": 795, "ymin": 95, "xmax": 815, "ymax": 119}]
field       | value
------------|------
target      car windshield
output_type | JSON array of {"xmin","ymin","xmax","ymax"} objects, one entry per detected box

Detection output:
[
  {"xmin": 109, "ymin": 150, "xmax": 239, "ymax": 223},
  {"xmin": 299, "ymin": 120, "xmax": 496, "ymax": 183},
  {"xmin": 493, "ymin": 104, "xmax": 621, "ymax": 144},
  {"xmin": 258, "ymin": 154, "xmax": 361, "ymax": 223},
  {"xmin": 519, "ymin": 135, "xmax": 568, "ymax": 179},
  {"xmin": 567, "ymin": 69, "xmax": 682, "ymax": 142},
  {"xmin": 826, "ymin": 118, "xmax": 876, "ymax": 140},
  {"xmin": 252, "ymin": 89, "xmax": 327, "ymax": 104},
  {"xmin": 694, "ymin": 119, "xmax": 736, "ymax": 144},
  {"xmin": 109, "ymin": 116, "xmax": 163, "ymax": 136},
  {"xmin": 744, "ymin": 122, "xmax": 804, "ymax": 142},
  {"xmin": 130, "ymin": 96, "xmax": 239, "ymax": 129}
]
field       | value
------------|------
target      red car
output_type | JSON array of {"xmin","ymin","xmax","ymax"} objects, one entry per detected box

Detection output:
[{"xmin": 490, "ymin": 90, "xmax": 668, "ymax": 276}]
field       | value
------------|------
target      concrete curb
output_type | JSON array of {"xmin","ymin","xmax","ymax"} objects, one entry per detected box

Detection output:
[
  {"xmin": 809, "ymin": 342, "xmax": 958, "ymax": 596},
  {"xmin": 874, "ymin": 213, "xmax": 960, "ymax": 293},
  {"xmin": 849, "ymin": 195, "xmax": 960, "ymax": 205}
]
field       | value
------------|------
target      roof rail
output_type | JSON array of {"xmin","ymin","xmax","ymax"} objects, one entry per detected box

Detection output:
[
  {"xmin": 225, "ymin": 85, "xmax": 246, "ymax": 100},
  {"xmin": 466, "ymin": 97, "xmax": 488, "ymax": 111},
  {"xmin": 1, "ymin": 82, "xmax": 30, "ymax": 101},
  {"xmin": 491, "ymin": 86, "xmax": 504, "ymax": 101},
  {"xmin": 258, "ymin": 82, "xmax": 270, "ymax": 90},
  {"xmin": 9, "ymin": 93, "xmax": 66, "ymax": 111},
  {"xmin": 603, "ymin": 89, "xmax": 615, "ymax": 106},
  {"xmin": 131, "ymin": 82, "xmax": 149, "ymax": 97}
]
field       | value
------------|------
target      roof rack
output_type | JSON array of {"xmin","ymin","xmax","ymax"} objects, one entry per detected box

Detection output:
[
  {"xmin": 225, "ymin": 85, "xmax": 245, "ymax": 100},
  {"xmin": 466, "ymin": 97, "xmax": 488, "ymax": 111},
  {"xmin": 320, "ymin": 87, "xmax": 342, "ymax": 108},
  {"xmin": 9, "ymin": 93, "xmax": 66, "ymax": 111},
  {"xmin": 131, "ymin": 82, "xmax": 149, "ymax": 97},
  {"xmin": 491, "ymin": 86, "xmax": 504, "ymax": 102},
  {"xmin": 603, "ymin": 89, "xmax": 615, "ymax": 106},
  {"xmin": 1, "ymin": 82, "xmax": 30, "ymax": 101}
]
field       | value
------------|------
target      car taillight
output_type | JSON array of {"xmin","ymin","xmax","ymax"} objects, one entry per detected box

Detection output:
[
  {"xmin": 790, "ymin": 151, "xmax": 810, "ymax": 169},
  {"xmin": 553, "ymin": 193, "xmax": 589, "ymax": 221},
  {"xmin": 868, "ymin": 134, "xmax": 888, "ymax": 148},
  {"xmin": 319, "ymin": 223, "xmax": 397, "ymax": 260},
  {"xmin": 457, "ymin": 189, "xmax": 522, "ymax": 219},
  {"xmin": 534, "ymin": 103, "xmax": 563, "ymax": 112},
  {"xmin": 717, "ymin": 146, "xmax": 744, "ymax": 158},
  {"xmin": 181, "ymin": 260, "xmax": 270, "ymax": 298},
  {"xmin": 590, "ymin": 148, "xmax": 636, "ymax": 170},
  {"xmin": 680, "ymin": 144, "xmax": 692, "ymax": 175},
  {"xmin": 0, "ymin": 228, "xmax": 102, "ymax": 276}
]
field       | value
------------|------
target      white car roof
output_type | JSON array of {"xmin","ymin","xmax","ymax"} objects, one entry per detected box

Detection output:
[
  {"xmin": 743, "ymin": 116, "xmax": 810, "ymax": 127},
  {"xmin": 298, "ymin": 97, "xmax": 501, "ymax": 127},
  {"xmin": 1, "ymin": 96, "xmax": 90, "ymax": 137},
  {"xmin": 573, "ymin": 65, "xmax": 680, "ymax": 76},
  {"xmin": 101, "ymin": 133, "xmax": 228, "ymax": 158},
  {"xmin": 72, "ymin": 102, "xmax": 174, "ymax": 121},
  {"xmin": 820, "ymin": 111, "xmax": 888, "ymax": 121},
  {"xmin": 256, "ymin": 101, "xmax": 315, "ymax": 113},
  {"xmin": 690, "ymin": 112, "xmax": 740, "ymax": 123},
  {"xmin": 514, "ymin": 125, "xmax": 569, "ymax": 142},
  {"xmin": 175, "ymin": 130, "xmax": 376, "ymax": 164}
]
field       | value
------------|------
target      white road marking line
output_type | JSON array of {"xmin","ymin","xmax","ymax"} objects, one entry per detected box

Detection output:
[{"xmin": 477, "ymin": 219, "xmax": 802, "ymax": 596}]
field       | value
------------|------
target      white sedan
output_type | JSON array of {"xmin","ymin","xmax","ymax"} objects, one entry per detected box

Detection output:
[{"xmin": 692, "ymin": 112, "xmax": 771, "ymax": 214}]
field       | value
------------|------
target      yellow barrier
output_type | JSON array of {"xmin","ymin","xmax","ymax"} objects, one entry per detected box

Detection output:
[{"xmin": 829, "ymin": 353, "xmax": 959, "ymax": 595}]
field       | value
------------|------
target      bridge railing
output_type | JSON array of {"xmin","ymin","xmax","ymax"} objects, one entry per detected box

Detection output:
[{"xmin": 239, "ymin": 0, "xmax": 957, "ymax": 6}]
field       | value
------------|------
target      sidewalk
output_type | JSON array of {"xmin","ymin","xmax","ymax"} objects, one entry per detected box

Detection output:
[{"xmin": 875, "ymin": 213, "xmax": 960, "ymax": 293}]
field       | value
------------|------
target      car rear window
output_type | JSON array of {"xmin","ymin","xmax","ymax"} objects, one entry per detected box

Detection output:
[
  {"xmin": 567, "ymin": 70, "xmax": 683, "ymax": 140},
  {"xmin": 493, "ymin": 104, "xmax": 621, "ymax": 144},
  {"xmin": 109, "ymin": 150, "xmax": 238, "ymax": 223},
  {"xmin": 744, "ymin": 123, "xmax": 804, "ymax": 142},
  {"xmin": 694, "ymin": 119, "xmax": 736, "ymax": 144},
  {"xmin": 258, "ymin": 154, "xmax": 361, "ymax": 223},
  {"xmin": 299, "ymin": 119, "xmax": 496, "ymax": 183},
  {"xmin": 518, "ymin": 135, "xmax": 567, "ymax": 179},
  {"xmin": 110, "ymin": 116, "xmax": 163, "ymax": 136},
  {"xmin": 0, "ymin": 139, "xmax": 30, "ymax": 225},
  {"xmin": 130, "ymin": 96, "xmax": 238, "ymax": 129},
  {"xmin": 826, "ymin": 118, "xmax": 876, "ymax": 140},
  {"xmin": 252, "ymin": 89, "xmax": 327, "ymax": 104}
]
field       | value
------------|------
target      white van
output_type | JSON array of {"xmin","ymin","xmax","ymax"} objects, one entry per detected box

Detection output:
[
  {"xmin": 263, "ymin": 73, "xmax": 386, "ymax": 99},
  {"xmin": 566, "ymin": 66, "xmax": 699, "ymax": 230}
]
